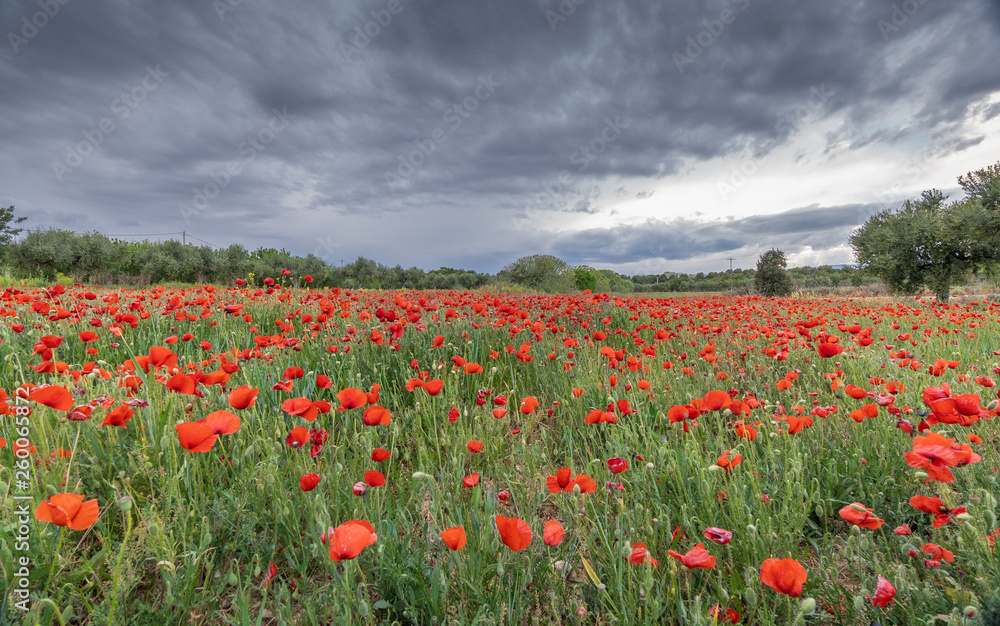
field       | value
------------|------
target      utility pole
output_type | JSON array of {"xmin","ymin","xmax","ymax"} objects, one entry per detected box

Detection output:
[
  {"xmin": 728, "ymin": 258, "xmax": 734, "ymax": 294},
  {"xmin": 182, "ymin": 231, "xmax": 186, "ymax": 245}
]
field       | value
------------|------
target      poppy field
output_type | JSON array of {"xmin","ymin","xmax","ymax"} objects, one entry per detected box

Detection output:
[{"xmin": 2, "ymin": 283, "xmax": 1000, "ymax": 625}]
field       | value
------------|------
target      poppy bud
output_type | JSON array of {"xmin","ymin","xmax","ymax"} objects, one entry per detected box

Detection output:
[
  {"xmin": 914, "ymin": 470, "xmax": 928, "ymax": 480},
  {"xmin": 853, "ymin": 596, "xmax": 865, "ymax": 612},
  {"xmin": 744, "ymin": 589, "xmax": 757, "ymax": 607},
  {"xmin": 964, "ymin": 607, "xmax": 978, "ymax": 619},
  {"xmin": 352, "ymin": 482, "xmax": 367, "ymax": 496},
  {"xmin": 799, "ymin": 598, "xmax": 816, "ymax": 613},
  {"xmin": 412, "ymin": 471, "xmax": 429, "ymax": 480}
]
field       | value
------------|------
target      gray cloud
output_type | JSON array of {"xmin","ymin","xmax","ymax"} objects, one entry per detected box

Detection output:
[{"xmin": 1, "ymin": 0, "xmax": 998, "ymax": 272}]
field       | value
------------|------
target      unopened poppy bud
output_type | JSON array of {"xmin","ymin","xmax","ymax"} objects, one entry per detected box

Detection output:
[
  {"xmin": 117, "ymin": 496, "xmax": 132, "ymax": 512},
  {"xmin": 708, "ymin": 464, "xmax": 721, "ymax": 472},
  {"xmin": 799, "ymin": 598, "xmax": 816, "ymax": 613},
  {"xmin": 644, "ymin": 463, "xmax": 654, "ymax": 471},
  {"xmin": 45, "ymin": 484, "xmax": 58, "ymax": 497},
  {"xmin": 853, "ymin": 595, "xmax": 865, "ymax": 612},
  {"xmin": 850, "ymin": 525, "xmax": 862, "ymax": 536},
  {"xmin": 849, "ymin": 503, "xmax": 869, "ymax": 512},
  {"xmin": 956, "ymin": 513, "xmax": 972, "ymax": 521},
  {"xmin": 412, "ymin": 471, "xmax": 429, "ymax": 480},
  {"xmin": 914, "ymin": 471, "xmax": 928, "ymax": 480},
  {"xmin": 988, "ymin": 400, "xmax": 999, "ymax": 411},
  {"xmin": 747, "ymin": 524, "xmax": 756, "ymax": 537},
  {"xmin": 963, "ymin": 522, "xmax": 976, "ymax": 533},
  {"xmin": 744, "ymin": 588, "xmax": 757, "ymax": 607}
]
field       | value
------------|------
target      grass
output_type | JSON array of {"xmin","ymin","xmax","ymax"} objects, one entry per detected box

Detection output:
[{"xmin": 1, "ymin": 286, "xmax": 999, "ymax": 624}]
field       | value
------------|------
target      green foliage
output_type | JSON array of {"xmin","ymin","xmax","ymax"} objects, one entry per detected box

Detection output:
[
  {"xmin": 572, "ymin": 266, "xmax": 597, "ymax": 292},
  {"xmin": 497, "ymin": 254, "xmax": 572, "ymax": 292},
  {"xmin": 850, "ymin": 161, "xmax": 1000, "ymax": 302},
  {"xmin": 594, "ymin": 268, "xmax": 635, "ymax": 293},
  {"xmin": 755, "ymin": 248, "xmax": 792, "ymax": 296},
  {"xmin": 0, "ymin": 205, "xmax": 27, "ymax": 262}
]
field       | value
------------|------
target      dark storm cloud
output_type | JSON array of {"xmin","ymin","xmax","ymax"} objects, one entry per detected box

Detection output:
[{"xmin": 1, "ymin": 0, "xmax": 998, "ymax": 272}]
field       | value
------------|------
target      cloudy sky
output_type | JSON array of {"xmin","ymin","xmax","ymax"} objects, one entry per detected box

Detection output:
[{"xmin": 2, "ymin": 0, "xmax": 999, "ymax": 275}]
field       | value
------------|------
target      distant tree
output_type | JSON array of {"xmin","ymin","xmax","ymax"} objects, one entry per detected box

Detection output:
[
  {"xmin": 498, "ymin": 255, "xmax": 571, "ymax": 291},
  {"xmin": 0, "ymin": 205, "xmax": 27, "ymax": 262},
  {"xmin": 572, "ymin": 266, "xmax": 597, "ymax": 292},
  {"xmin": 755, "ymin": 248, "xmax": 792, "ymax": 297}
]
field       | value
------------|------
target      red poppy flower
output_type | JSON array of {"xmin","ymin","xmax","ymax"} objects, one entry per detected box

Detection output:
[
  {"xmin": 910, "ymin": 495, "xmax": 965, "ymax": 528},
  {"xmin": 717, "ymin": 450, "xmax": 742, "ymax": 472},
  {"xmin": 702, "ymin": 527, "xmax": 733, "ymax": 545},
  {"xmin": 100, "ymin": 405, "xmax": 134, "ymax": 428},
  {"xmin": 440, "ymin": 526, "xmax": 467, "ymax": 551},
  {"xmin": 467, "ymin": 440, "xmax": 484, "ymax": 453},
  {"xmin": 626, "ymin": 542, "xmax": 658, "ymax": 567},
  {"xmin": 871, "ymin": 575, "xmax": 895, "ymax": 608},
  {"xmin": 357, "ymin": 405, "xmax": 389, "ymax": 426},
  {"xmin": 300, "ymin": 473, "xmax": 321, "ymax": 492},
  {"xmin": 327, "ymin": 520, "xmax": 377, "ymax": 562},
  {"xmin": 176, "ymin": 410, "xmax": 241, "ymax": 452},
  {"xmin": 228, "ymin": 385, "xmax": 259, "ymax": 410},
  {"xmin": 668, "ymin": 543, "xmax": 716, "ymax": 569},
  {"xmin": 495, "ymin": 516, "xmax": 531, "ymax": 551},
  {"xmin": 760, "ymin": 558, "xmax": 807, "ymax": 597},
  {"xmin": 34, "ymin": 493, "xmax": 99, "ymax": 530},
  {"xmin": 422, "ymin": 379, "xmax": 444, "ymax": 396},
  {"xmin": 543, "ymin": 520, "xmax": 564, "ymax": 546},
  {"xmin": 286, "ymin": 426, "xmax": 309, "ymax": 448},
  {"xmin": 282, "ymin": 397, "xmax": 320, "ymax": 422},
  {"xmin": 372, "ymin": 447, "xmax": 392, "ymax": 462},
  {"xmin": 708, "ymin": 605, "xmax": 740, "ymax": 624},
  {"xmin": 462, "ymin": 473, "xmax": 480, "ymax": 488},
  {"xmin": 607, "ymin": 457, "xmax": 628, "ymax": 474},
  {"xmin": 28, "ymin": 385, "xmax": 73, "ymax": 412},
  {"xmin": 329, "ymin": 385, "xmax": 366, "ymax": 412},
  {"xmin": 364, "ymin": 470, "xmax": 386, "ymax": 487},
  {"xmin": 921, "ymin": 543, "xmax": 954, "ymax": 562},
  {"xmin": 838, "ymin": 502, "xmax": 884, "ymax": 529}
]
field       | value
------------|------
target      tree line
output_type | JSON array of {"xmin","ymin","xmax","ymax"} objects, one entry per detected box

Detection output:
[{"xmin": 2, "ymin": 159, "xmax": 997, "ymax": 298}]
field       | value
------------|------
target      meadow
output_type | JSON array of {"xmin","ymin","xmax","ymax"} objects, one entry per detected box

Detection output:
[{"xmin": 1, "ymin": 281, "xmax": 999, "ymax": 625}]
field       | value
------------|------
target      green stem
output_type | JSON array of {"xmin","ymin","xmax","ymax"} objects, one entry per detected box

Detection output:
[
  {"xmin": 42, "ymin": 527, "xmax": 66, "ymax": 598},
  {"xmin": 108, "ymin": 511, "xmax": 133, "ymax": 625}
]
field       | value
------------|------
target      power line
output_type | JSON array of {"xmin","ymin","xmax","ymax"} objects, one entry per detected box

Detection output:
[
  {"xmin": 185, "ymin": 234, "xmax": 218, "ymax": 248},
  {"xmin": 103, "ymin": 231, "xmax": 183, "ymax": 237}
]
